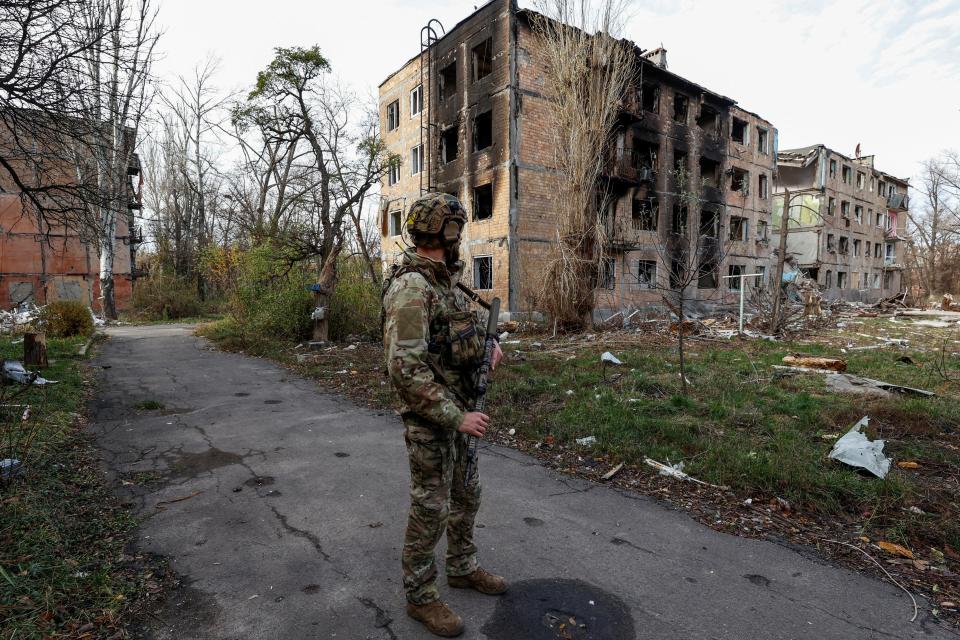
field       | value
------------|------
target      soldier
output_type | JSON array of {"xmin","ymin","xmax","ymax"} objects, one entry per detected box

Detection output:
[{"xmin": 382, "ymin": 193, "xmax": 506, "ymax": 637}]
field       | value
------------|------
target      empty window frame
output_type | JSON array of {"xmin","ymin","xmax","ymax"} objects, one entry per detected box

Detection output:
[
  {"xmin": 853, "ymin": 239, "xmax": 861, "ymax": 256},
  {"xmin": 389, "ymin": 210, "xmax": 403, "ymax": 236},
  {"xmin": 439, "ymin": 62, "xmax": 457, "ymax": 101},
  {"xmin": 754, "ymin": 265, "xmax": 766, "ymax": 287},
  {"xmin": 386, "ymin": 100, "xmax": 400, "ymax": 131},
  {"xmin": 874, "ymin": 243, "xmax": 882, "ymax": 258},
  {"xmin": 870, "ymin": 176, "xmax": 876, "ymax": 192},
  {"xmin": 699, "ymin": 157, "xmax": 720, "ymax": 188},
  {"xmin": 842, "ymin": 165, "xmax": 852, "ymax": 184},
  {"xmin": 756, "ymin": 220, "xmax": 769, "ymax": 241},
  {"xmin": 641, "ymin": 82, "xmax": 659, "ymax": 113},
  {"xmin": 632, "ymin": 195, "xmax": 658, "ymax": 231},
  {"xmin": 730, "ymin": 167, "xmax": 749, "ymax": 194},
  {"xmin": 387, "ymin": 160, "xmax": 400, "ymax": 186},
  {"xmin": 440, "ymin": 126, "xmax": 459, "ymax": 164},
  {"xmin": 854, "ymin": 205, "xmax": 863, "ymax": 223},
  {"xmin": 825, "ymin": 270, "xmax": 833, "ymax": 288},
  {"xmin": 827, "ymin": 197, "xmax": 836, "ymax": 215},
  {"xmin": 758, "ymin": 173, "xmax": 769, "ymax": 199},
  {"xmin": 473, "ymin": 183, "xmax": 493, "ymax": 220},
  {"xmin": 673, "ymin": 148, "xmax": 688, "ymax": 175},
  {"xmin": 872, "ymin": 273, "xmax": 881, "ymax": 288},
  {"xmin": 411, "ymin": 144, "xmax": 424, "ymax": 175},
  {"xmin": 838, "ymin": 236, "xmax": 849, "ymax": 254},
  {"xmin": 829, "ymin": 159, "xmax": 837, "ymax": 178},
  {"xmin": 697, "ymin": 104, "xmax": 721, "ymax": 136},
  {"xmin": 697, "ymin": 260, "xmax": 718, "ymax": 289},
  {"xmin": 473, "ymin": 110, "xmax": 492, "ymax": 151},
  {"xmin": 731, "ymin": 117, "xmax": 748, "ymax": 144},
  {"xmin": 827, "ymin": 233, "xmax": 836, "ymax": 251},
  {"xmin": 671, "ymin": 202, "xmax": 688, "ymax": 235},
  {"xmin": 729, "ymin": 215, "xmax": 747, "ymax": 241},
  {"xmin": 756, "ymin": 127, "xmax": 769, "ymax": 154},
  {"xmin": 599, "ymin": 257, "xmax": 616, "ymax": 290},
  {"xmin": 865, "ymin": 241, "xmax": 872, "ymax": 257},
  {"xmin": 837, "ymin": 271, "xmax": 848, "ymax": 288},
  {"xmin": 841, "ymin": 200, "xmax": 850, "ymax": 218},
  {"xmin": 673, "ymin": 93, "xmax": 689, "ymax": 123},
  {"xmin": 728, "ymin": 264, "xmax": 744, "ymax": 290},
  {"xmin": 636, "ymin": 260, "xmax": 656, "ymax": 289},
  {"xmin": 856, "ymin": 171, "xmax": 865, "ymax": 189},
  {"xmin": 473, "ymin": 256, "xmax": 493, "ymax": 290},
  {"xmin": 878, "ymin": 180, "xmax": 886, "ymax": 196},
  {"xmin": 410, "ymin": 84, "xmax": 423, "ymax": 117},
  {"xmin": 670, "ymin": 258, "xmax": 685, "ymax": 289},
  {"xmin": 472, "ymin": 37, "xmax": 493, "ymax": 82},
  {"xmin": 699, "ymin": 207, "xmax": 720, "ymax": 238},
  {"xmin": 634, "ymin": 139, "xmax": 658, "ymax": 171}
]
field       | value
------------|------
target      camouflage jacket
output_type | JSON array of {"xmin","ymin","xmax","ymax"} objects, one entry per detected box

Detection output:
[{"xmin": 382, "ymin": 249, "xmax": 486, "ymax": 432}]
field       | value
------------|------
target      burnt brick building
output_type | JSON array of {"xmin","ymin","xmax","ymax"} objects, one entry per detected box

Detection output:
[{"xmin": 379, "ymin": 0, "xmax": 777, "ymax": 317}]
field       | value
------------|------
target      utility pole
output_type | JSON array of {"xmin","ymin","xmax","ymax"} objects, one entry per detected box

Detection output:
[{"xmin": 771, "ymin": 188, "xmax": 791, "ymax": 333}]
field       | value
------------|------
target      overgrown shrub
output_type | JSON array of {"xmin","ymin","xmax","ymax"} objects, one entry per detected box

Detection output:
[
  {"xmin": 328, "ymin": 258, "xmax": 381, "ymax": 342},
  {"xmin": 40, "ymin": 300, "xmax": 94, "ymax": 338},
  {"xmin": 132, "ymin": 273, "xmax": 212, "ymax": 320},
  {"xmin": 204, "ymin": 245, "xmax": 312, "ymax": 346}
]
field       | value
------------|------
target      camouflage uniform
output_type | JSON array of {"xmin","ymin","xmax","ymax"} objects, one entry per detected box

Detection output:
[{"xmin": 383, "ymin": 246, "xmax": 487, "ymax": 606}]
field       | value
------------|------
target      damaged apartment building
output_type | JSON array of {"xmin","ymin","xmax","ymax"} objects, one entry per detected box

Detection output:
[
  {"xmin": 379, "ymin": 0, "xmax": 777, "ymax": 317},
  {"xmin": 774, "ymin": 145, "xmax": 908, "ymax": 302}
]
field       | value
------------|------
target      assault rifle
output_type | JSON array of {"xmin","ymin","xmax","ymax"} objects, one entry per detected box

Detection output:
[{"xmin": 463, "ymin": 295, "xmax": 500, "ymax": 488}]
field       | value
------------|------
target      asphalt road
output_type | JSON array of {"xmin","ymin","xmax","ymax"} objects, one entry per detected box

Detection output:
[{"xmin": 90, "ymin": 324, "xmax": 955, "ymax": 640}]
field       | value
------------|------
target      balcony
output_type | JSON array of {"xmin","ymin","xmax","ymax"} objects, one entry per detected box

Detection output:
[
  {"xmin": 615, "ymin": 89, "xmax": 643, "ymax": 124},
  {"xmin": 127, "ymin": 153, "xmax": 141, "ymax": 176},
  {"xmin": 883, "ymin": 255, "xmax": 903, "ymax": 269},
  {"xmin": 602, "ymin": 148, "xmax": 657, "ymax": 186},
  {"xmin": 887, "ymin": 192, "xmax": 908, "ymax": 211}
]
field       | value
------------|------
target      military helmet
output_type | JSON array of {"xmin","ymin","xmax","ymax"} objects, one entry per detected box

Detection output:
[{"xmin": 406, "ymin": 192, "xmax": 467, "ymax": 248}]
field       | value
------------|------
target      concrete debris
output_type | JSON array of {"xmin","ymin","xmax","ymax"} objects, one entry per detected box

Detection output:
[
  {"xmin": 600, "ymin": 352, "xmax": 622, "ymax": 365},
  {"xmin": 782, "ymin": 354, "xmax": 847, "ymax": 372},
  {"xmin": 829, "ymin": 417, "xmax": 890, "ymax": 478},
  {"xmin": 575, "ymin": 435, "xmax": 597, "ymax": 446},
  {"xmin": 0, "ymin": 304, "xmax": 42, "ymax": 334},
  {"xmin": 1, "ymin": 360, "xmax": 57, "ymax": 385}
]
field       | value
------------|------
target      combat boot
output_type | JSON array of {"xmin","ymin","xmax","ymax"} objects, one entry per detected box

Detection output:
[
  {"xmin": 448, "ymin": 568, "xmax": 508, "ymax": 595},
  {"xmin": 406, "ymin": 600, "xmax": 464, "ymax": 637}
]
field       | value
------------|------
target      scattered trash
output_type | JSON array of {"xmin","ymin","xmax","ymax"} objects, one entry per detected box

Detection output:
[
  {"xmin": 782, "ymin": 354, "xmax": 847, "ymax": 372},
  {"xmin": 644, "ymin": 458, "xmax": 728, "ymax": 490},
  {"xmin": 908, "ymin": 506, "xmax": 924, "ymax": 515},
  {"xmin": 602, "ymin": 462, "xmax": 624, "ymax": 481},
  {"xmin": 828, "ymin": 417, "xmax": 890, "ymax": 478},
  {"xmin": 508, "ymin": 428, "xmax": 516, "ymax": 436},
  {"xmin": 565, "ymin": 389, "xmax": 574, "ymax": 396},
  {"xmin": 600, "ymin": 352, "xmax": 622, "ymax": 366},
  {"xmin": 344, "ymin": 344, "xmax": 357, "ymax": 351},
  {"xmin": 897, "ymin": 461, "xmax": 919, "ymax": 470},
  {"xmin": 1, "ymin": 360, "xmax": 57, "ymax": 385},
  {"xmin": 877, "ymin": 541, "xmax": 914, "ymax": 559},
  {"xmin": 575, "ymin": 436, "xmax": 597, "ymax": 446},
  {"xmin": 1, "ymin": 458, "xmax": 24, "ymax": 480}
]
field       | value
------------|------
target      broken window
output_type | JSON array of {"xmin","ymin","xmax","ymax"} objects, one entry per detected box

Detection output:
[
  {"xmin": 670, "ymin": 259, "xmax": 685, "ymax": 289},
  {"xmin": 389, "ymin": 210, "xmax": 403, "ymax": 236},
  {"xmin": 842, "ymin": 165, "xmax": 852, "ymax": 184},
  {"xmin": 827, "ymin": 233, "xmax": 836, "ymax": 251},
  {"xmin": 472, "ymin": 38, "xmax": 493, "ymax": 82},
  {"xmin": 439, "ymin": 62, "xmax": 457, "ymax": 101},
  {"xmin": 632, "ymin": 195, "xmax": 658, "ymax": 231},
  {"xmin": 387, "ymin": 160, "xmax": 400, "ymax": 186},
  {"xmin": 874, "ymin": 243, "xmax": 882, "ymax": 258},
  {"xmin": 440, "ymin": 126, "xmax": 459, "ymax": 164},
  {"xmin": 671, "ymin": 202, "xmax": 688, "ymax": 235},
  {"xmin": 758, "ymin": 173, "xmax": 768, "ymax": 199},
  {"xmin": 731, "ymin": 117, "xmax": 748, "ymax": 144},
  {"xmin": 868, "ymin": 208, "xmax": 873, "ymax": 226},
  {"xmin": 473, "ymin": 256, "xmax": 493, "ymax": 289},
  {"xmin": 673, "ymin": 148, "xmax": 688, "ymax": 175},
  {"xmin": 837, "ymin": 271, "xmax": 847, "ymax": 288},
  {"xmin": 730, "ymin": 167, "xmax": 749, "ymax": 194},
  {"xmin": 697, "ymin": 260, "xmax": 718, "ymax": 289},
  {"xmin": 641, "ymin": 82, "xmax": 659, "ymax": 113},
  {"xmin": 827, "ymin": 197, "xmax": 836, "ymax": 215},
  {"xmin": 876, "ymin": 211, "xmax": 884, "ymax": 227},
  {"xmin": 865, "ymin": 241, "xmax": 871, "ymax": 257},
  {"xmin": 872, "ymin": 273, "xmax": 881, "ymax": 288},
  {"xmin": 878, "ymin": 180, "xmax": 886, "ymax": 196},
  {"xmin": 634, "ymin": 139, "xmax": 658, "ymax": 171},
  {"xmin": 673, "ymin": 93, "xmax": 688, "ymax": 123},
  {"xmin": 757, "ymin": 127, "xmax": 769, "ymax": 154},
  {"xmin": 410, "ymin": 84, "xmax": 423, "ymax": 117},
  {"xmin": 856, "ymin": 171, "xmax": 865, "ymax": 189},
  {"xmin": 841, "ymin": 200, "xmax": 850, "ymax": 218},
  {"xmin": 599, "ymin": 257, "xmax": 616, "ymax": 290},
  {"xmin": 754, "ymin": 266, "xmax": 766, "ymax": 287},
  {"xmin": 697, "ymin": 104, "xmax": 720, "ymax": 136},
  {"xmin": 636, "ymin": 260, "xmax": 656, "ymax": 288},
  {"xmin": 728, "ymin": 264, "xmax": 744, "ymax": 290},
  {"xmin": 729, "ymin": 215, "xmax": 747, "ymax": 241},
  {"xmin": 869, "ymin": 176, "xmax": 875, "ymax": 192},
  {"xmin": 473, "ymin": 183, "xmax": 493, "ymax": 220},
  {"xmin": 411, "ymin": 144, "xmax": 424, "ymax": 174},
  {"xmin": 473, "ymin": 110, "xmax": 492, "ymax": 151},
  {"xmin": 838, "ymin": 236, "xmax": 849, "ymax": 254},
  {"xmin": 853, "ymin": 239, "xmax": 861, "ymax": 256},
  {"xmin": 386, "ymin": 100, "xmax": 400, "ymax": 131},
  {"xmin": 756, "ymin": 220, "xmax": 769, "ymax": 241},
  {"xmin": 829, "ymin": 159, "xmax": 837, "ymax": 178},
  {"xmin": 699, "ymin": 207, "xmax": 720, "ymax": 238},
  {"xmin": 825, "ymin": 270, "xmax": 833, "ymax": 288},
  {"xmin": 853, "ymin": 271, "xmax": 861, "ymax": 288},
  {"xmin": 699, "ymin": 157, "xmax": 720, "ymax": 188},
  {"xmin": 854, "ymin": 205, "xmax": 863, "ymax": 223}
]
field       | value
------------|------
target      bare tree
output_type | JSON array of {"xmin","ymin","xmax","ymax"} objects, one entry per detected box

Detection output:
[
  {"xmin": 66, "ymin": 0, "xmax": 159, "ymax": 318},
  {"xmin": 906, "ymin": 155, "xmax": 960, "ymax": 297},
  {"xmin": 530, "ymin": 0, "xmax": 637, "ymax": 329}
]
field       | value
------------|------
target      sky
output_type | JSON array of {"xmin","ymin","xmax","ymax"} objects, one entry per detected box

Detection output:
[{"xmin": 152, "ymin": 0, "xmax": 960, "ymax": 183}]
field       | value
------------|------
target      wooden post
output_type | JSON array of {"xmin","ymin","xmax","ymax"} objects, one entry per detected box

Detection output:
[
  {"xmin": 771, "ymin": 188, "xmax": 791, "ymax": 332},
  {"xmin": 24, "ymin": 332, "xmax": 48, "ymax": 368}
]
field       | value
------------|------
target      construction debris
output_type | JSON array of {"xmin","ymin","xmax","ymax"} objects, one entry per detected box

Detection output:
[
  {"xmin": 1, "ymin": 360, "xmax": 57, "ymax": 385},
  {"xmin": 828, "ymin": 417, "xmax": 890, "ymax": 478},
  {"xmin": 600, "ymin": 352, "xmax": 622, "ymax": 366},
  {"xmin": 644, "ymin": 457, "xmax": 728, "ymax": 490},
  {"xmin": 782, "ymin": 354, "xmax": 847, "ymax": 371},
  {"xmin": 602, "ymin": 462, "xmax": 624, "ymax": 481},
  {"xmin": 941, "ymin": 294, "xmax": 960, "ymax": 312}
]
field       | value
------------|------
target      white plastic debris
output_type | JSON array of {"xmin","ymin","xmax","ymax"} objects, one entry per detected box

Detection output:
[
  {"xmin": 828, "ymin": 416, "xmax": 890, "ymax": 478},
  {"xmin": 344, "ymin": 344, "xmax": 357, "ymax": 351},
  {"xmin": 600, "ymin": 351, "xmax": 622, "ymax": 365},
  {"xmin": 576, "ymin": 436, "xmax": 597, "ymax": 446},
  {"xmin": 1, "ymin": 360, "xmax": 57, "ymax": 385},
  {"xmin": 1, "ymin": 458, "xmax": 24, "ymax": 479},
  {"xmin": 508, "ymin": 428, "xmax": 516, "ymax": 436},
  {"xmin": 565, "ymin": 389, "xmax": 574, "ymax": 396},
  {"xmin": 499, "ymin": 331, "xmax": 510, "ymax": 340}
]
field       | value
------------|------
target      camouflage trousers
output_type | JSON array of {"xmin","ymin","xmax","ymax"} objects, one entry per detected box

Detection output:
[{"xmin": 402, "ymin": 414, "xmax": 481, "ymax": 605}]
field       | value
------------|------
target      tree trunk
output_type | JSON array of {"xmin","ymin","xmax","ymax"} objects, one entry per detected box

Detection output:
[
  {"xmin": 677, "ymin": 290, "xmax": 688, "ymax": 396},
  {"xmin": 24, "ymin": 332, "xmax": 48, "ymax": 368},
  {"xmin": 311, "ymin": 249, "xmax": 341, "ymax": 342},
  {"xmin": 771, "ymin": 189, "xmax": 791, "ymax": 333},
  {"xmin": 99, "ymin": 206, "xmax": 119, "ymax": 319}
]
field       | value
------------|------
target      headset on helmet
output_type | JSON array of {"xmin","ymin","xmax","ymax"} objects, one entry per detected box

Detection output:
[{"xmin": 406, "ymin": 192, "xmax": 467, "ymax": 249}]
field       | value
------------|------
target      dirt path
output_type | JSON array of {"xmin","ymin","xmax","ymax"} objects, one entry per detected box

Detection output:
[{"xmin": 90, "ymin": 324, "xmax": 954, "ymax": 639}]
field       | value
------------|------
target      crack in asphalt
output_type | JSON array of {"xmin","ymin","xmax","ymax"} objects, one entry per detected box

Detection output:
[
  {"xmin": 266, "ymin": 503, "xmax": 349, "ymax": 578},
  {"xmin": 356, "ymin": 597, "xmax": 398, "ymax": 640}
]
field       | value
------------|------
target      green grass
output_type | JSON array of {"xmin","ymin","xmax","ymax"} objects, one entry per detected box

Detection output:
[
  {"xmin": 0, "ymin": 336, "xmax": 155, "ymax": 638},
  {"xmin": 135, "ymin": 400, "xmax": 164, "ymax": 411}
]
